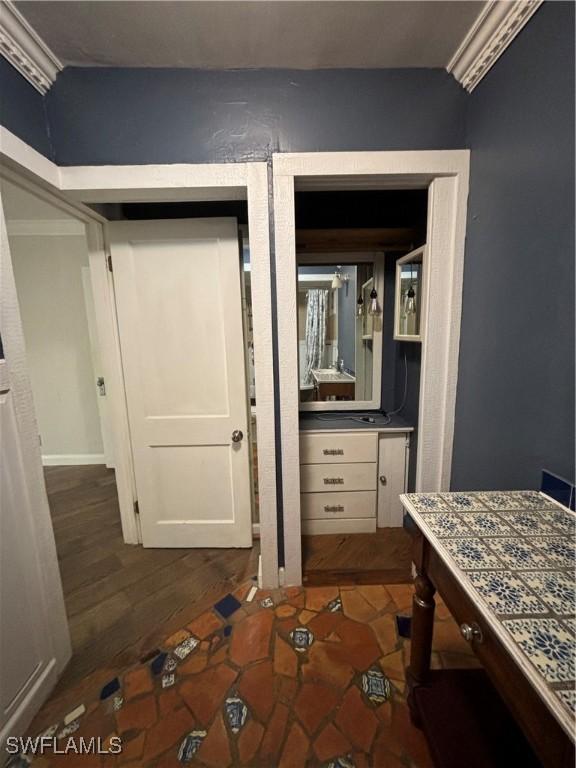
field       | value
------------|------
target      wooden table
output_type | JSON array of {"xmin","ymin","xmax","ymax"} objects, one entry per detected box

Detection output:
[{"xmin": 400, "ymin": 490, "xmax": 575, "ymax": 768}]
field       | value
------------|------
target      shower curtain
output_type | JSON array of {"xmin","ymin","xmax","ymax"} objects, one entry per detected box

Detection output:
[{"xmin": 304, "ymin": 289, "xmax": 328, "ymax": 385}]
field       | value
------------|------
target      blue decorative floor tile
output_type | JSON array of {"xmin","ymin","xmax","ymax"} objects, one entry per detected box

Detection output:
[
  {"xmin": 483, "ymin": 538, "xmax": 550, "ymax": 570},
  {"xmin": 151, "ymin": 652, "xmax": 168, "ymax": 676},
  {"xmin": 440, "ymin": 492, "xmax": 486, "ymax": 512},
  {"xmin": 223, "ymin": 625, "xmax": 232, "ymax": 637},
  {"xmin": 214, "ymin": 593, "xmax": 242, "ymax": 619},
  {"xmin": 406, "ymin": 494, "xmax": 450, "ymax": 513},
  {"xmin": 178, "ymin": 730, "xmax": 206, "ymax": 763},
  {"xmin": 462, "ymin": 513, "xmax": 513, "ymax": 537},
  {"xmin": 327, "ymin": 597, "xmax": 342, "ymax": 612},
  {"xmin": 502, "ymin": 618, "xmax": 575, "ymax": 683},
  {"xmin": 39, "ymin": 724, "xmax": 59, "ymax": 739},
  {"xmin": 361, "ymin": 669, "xmax": 392, "ymax": 704},
  {"xmin": 173, "ymin": 636, "xmax": 199, "ymax": 660},
  {"xmin": 326, "ymin": 757, "xmax": 355, "ymax": 768},
  {"xmin": 423, "ymin": 513, "xmax": 471, "ymax": 538},
  {"xmin": 468, "ymin": 571, "xmax": 546, "ymax": 615},
  {"xmin": 260, "ymin": 597, "xmax": 274, "ymax": 608},
  {"xmin": 225, "ymin": 696, "xmax": 248, "ymax": 733},
  {"xmin": 548, "ymin": 508, "xmax": 576, "ymax": 535},
  {"xmin": 164, "ymin": 656, "xmax": 178, "ymax": 673},
  {"xmin": 521, "ymin": 571, "xmax": 575, "ymax": 616},
  {"xmin": 290, "ymin": 626, "xmax": 314, "ymax": 653},
  {"xmin": 396, "ymin": 615, "xmax": 412, "ymax": 638},
  {"xmin": 516, "ymin": 491, "xmax": 559, "ymax": 510},
  {"xmin": 99, "ymin": 677, "xmax": 120, "ymax": 700},
  {"xmin": 500, "ymin": 511, "xmax": 560, "ymax": 536},
  {"xmin": 57, "ymin": 721, "xmax": 80, "ymax": 739},
  {"xmin": 442, "ymin": 538, "xmax": 503, "ymax": 570},
  {"xmin": 476, "ymin": 492, "xmax": 526, "ymax": 511},
  {"xmin": 528, "ymin": 537, "xmax": 575, "ymax": 568}
]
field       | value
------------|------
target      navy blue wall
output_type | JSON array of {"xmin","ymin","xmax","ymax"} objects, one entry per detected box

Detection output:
[
  {"xmin": 452, "ymin": 1, "xmax": 575, "ymax": 490},
  {"xmin": 44, "ymin": 68, "xmax": 466, "ymax": 164},
  {"xmin": 0, "ymin": 57, "xmax": 52, "ymax": 158}
]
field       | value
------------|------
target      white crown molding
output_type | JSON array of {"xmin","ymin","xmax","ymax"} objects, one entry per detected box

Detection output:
[
  {"xmin": 448, "ymin": 0, "xmax": 543, "ymax": 93},
  {"xmin": 6, "ymin": 219, "xmax": 85, "ymax": 236},
  {"xmin": 0, "ymin": 0, "xmax": 62, "ymax": 94}
]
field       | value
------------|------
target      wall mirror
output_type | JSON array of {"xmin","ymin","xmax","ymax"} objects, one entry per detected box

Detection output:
[{"xmin": 297, "ymin": 253, "xmax": 383, "ymax": 411}]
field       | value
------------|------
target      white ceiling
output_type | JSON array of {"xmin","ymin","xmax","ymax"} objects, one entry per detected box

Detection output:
[{"xmin": 15, "ymin": 1, "xmax": 486, "ymax": 70}]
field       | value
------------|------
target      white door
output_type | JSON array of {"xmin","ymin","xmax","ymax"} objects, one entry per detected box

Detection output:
[
  {"xmin": 109, "ymin": 218, "xmax": 252, "ymax": 548},
  {"xmin": 0, "ymin": 361, "xmax": 59, "ymax": 744}
]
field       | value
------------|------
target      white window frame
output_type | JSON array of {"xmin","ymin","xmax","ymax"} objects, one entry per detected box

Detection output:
[
  {"xmin": 273, "ymin": 150, "xmax": 470, "ymax": 586},
  {"xmin": 0, "ymin": 127, "xmax": 280, "ymax": 588}
]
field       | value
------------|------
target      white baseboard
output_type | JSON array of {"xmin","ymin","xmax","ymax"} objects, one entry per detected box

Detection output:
[{"xmin": 42, "ymin": 453, "xmax": 107, "ymax": 466}]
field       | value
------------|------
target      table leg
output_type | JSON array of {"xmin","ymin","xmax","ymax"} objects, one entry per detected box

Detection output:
[{"xmin": 407, "ymin": 570, "xmax": 436, "ymax": 726}]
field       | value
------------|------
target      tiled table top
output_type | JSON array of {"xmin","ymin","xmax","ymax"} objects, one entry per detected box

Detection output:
[{"xmin": 400, "ymin": 490, "xmax": 576, "ymax": 738}]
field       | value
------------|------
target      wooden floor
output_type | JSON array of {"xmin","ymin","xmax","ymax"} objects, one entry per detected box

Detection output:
[
  {"xmin": 45, "ymin": 465, "xmax": 259, "ymax": 711},
  {"xmin": 302, "ymin": 528, "xmax": 412, "ymax": 585}
]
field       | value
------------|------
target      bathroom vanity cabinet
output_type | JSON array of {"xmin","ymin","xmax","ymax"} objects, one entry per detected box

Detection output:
[{"xmin": 299, "ymin": 417, "xmax": 412, "ymax": 534}]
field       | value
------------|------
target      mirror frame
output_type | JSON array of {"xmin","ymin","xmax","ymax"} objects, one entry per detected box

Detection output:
[{"xmin": 297, "ymin": 251, "xmax": 384, "ymax": 411}]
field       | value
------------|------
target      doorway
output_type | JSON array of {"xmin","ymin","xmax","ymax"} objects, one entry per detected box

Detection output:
[
  {"xmin": 273, "ymin": 150, "xmax": 470, "ymax": 586},
  {"xmin": 0, "ymin": 177, "xmax": 263, "ymax": 694}
]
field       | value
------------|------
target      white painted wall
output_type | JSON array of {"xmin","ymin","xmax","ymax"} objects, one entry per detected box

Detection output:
[{"xmin": 9, "ymin": 233, "xmax": 105, "ymax": 462}]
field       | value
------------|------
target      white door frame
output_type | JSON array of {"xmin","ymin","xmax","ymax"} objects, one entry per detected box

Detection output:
[
  {"xmin": 273, "ymin": 150, "xmax": 470, "ymax": 585},
  {"xmin": 0, "ymin": 127, "xmax": 279, "ymax": 588}
]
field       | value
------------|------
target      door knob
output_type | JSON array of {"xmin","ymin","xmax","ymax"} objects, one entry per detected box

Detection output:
[{"xmin": 231, "ymin": 430, "xmax": 244, "ymax": 443}]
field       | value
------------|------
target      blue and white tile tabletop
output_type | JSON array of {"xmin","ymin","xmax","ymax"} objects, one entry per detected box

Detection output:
[{"xmin": 400, "ymin": 490, "xmax": 576, "ymax": 738}]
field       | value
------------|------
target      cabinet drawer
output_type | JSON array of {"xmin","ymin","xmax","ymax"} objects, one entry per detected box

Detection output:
[
  {"xmin": 300, "ymin": 432, "xmax": 377, "ymax": 464},
  {"xmin": 300, "ymin": 462, "xmax": 377, "ymax": 493},
  {"xmin": 301, "ymin": 491, "xmax": 376, "ymax": 520}
]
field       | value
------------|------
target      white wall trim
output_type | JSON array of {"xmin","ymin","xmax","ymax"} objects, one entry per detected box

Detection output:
[
  {"xmin": 60, "ymin": 163, "xmax": 249, "ymax": 203},
  {"xmin": 0, "ymin": 127, "xmax": 60, "ymax": 188},
  {"xmin": 42, "ymin": 453, "xmax": 107, "ymax": 466},
  {"xmin": 0, "ymin": 0, "xmax": 62, "ymax": 94},
  {"xmin": 273, "ymin": 150, "xmax": 470, "ymax": 586},
  {"xmin": 448, "ymin": 0, "xmax": 544, "ymax": 93},
  {"xmin": 6, "ymin": 218, "xmax": 85, "ymax": 236}
]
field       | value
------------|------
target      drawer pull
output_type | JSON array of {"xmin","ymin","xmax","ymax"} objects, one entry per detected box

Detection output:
[
  {"xmin": 324, "ymin": 505, "xmax": 345, "ymax": 513},
  {"xmin": 379, "ymin": 475, "xmax": 387, "ymax": 485},
  {"xmin": 323, "ymin": 478, "xmax": 344, "ymax": 485},
  {"xmin": 323, "ymin": 448, "xmax": 344, "ymax": 456},
  {"xmin": 460, "ymin": 622, "xmax": 483, "ymax": 643}
]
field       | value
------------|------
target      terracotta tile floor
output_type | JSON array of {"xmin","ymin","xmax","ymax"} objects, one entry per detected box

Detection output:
[{"xmin": 23, "ymin": 582, "xmax": 480, "ymax": 767}]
